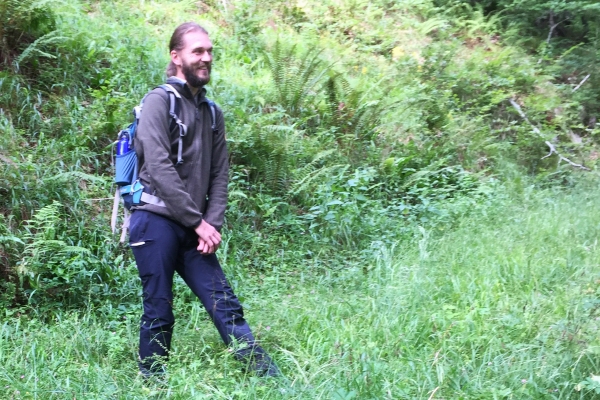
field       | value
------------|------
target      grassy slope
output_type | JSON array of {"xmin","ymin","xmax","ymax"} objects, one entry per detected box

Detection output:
[{"xmin": 2, "ymin": 183, "xmax": 599, "ymax": 398}]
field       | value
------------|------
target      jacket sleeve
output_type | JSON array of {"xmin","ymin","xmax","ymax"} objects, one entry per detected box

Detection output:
[
  {"xmin": 136, "ymin": 91, "xmax": 204, "ymax": 228},
  {"xmin": 202, "ymin": 106, "xmax": 229, "ymax": 231}
]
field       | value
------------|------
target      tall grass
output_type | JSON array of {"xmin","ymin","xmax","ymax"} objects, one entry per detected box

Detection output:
[{"xmin": 1, "ymin": 181, "xmax": 599, "ymax": 398}]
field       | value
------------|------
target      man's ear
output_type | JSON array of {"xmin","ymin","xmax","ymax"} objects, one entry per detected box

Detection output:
[{"xmin": 170, "ymin": 50, "xmax": 181, "ymax": 67}]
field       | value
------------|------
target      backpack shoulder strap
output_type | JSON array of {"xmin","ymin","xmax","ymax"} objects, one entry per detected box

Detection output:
[
  {"xmin": 206, "ymin": 99, "xmax": 218, "ymax": 134},
  {"xmin": 157, "ymin": 84, "xmax": 187, "ymax": 165}
]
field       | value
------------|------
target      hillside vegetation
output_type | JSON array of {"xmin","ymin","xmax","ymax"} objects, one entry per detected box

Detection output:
[{"xmin": 1, "ymin": 0, "xmax": 600, "ymax": 398}]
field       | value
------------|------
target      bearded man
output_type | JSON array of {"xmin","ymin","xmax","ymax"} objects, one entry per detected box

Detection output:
[{"xmin": 129, "ymin": 22, "xmax": 279, "ymax": 378}]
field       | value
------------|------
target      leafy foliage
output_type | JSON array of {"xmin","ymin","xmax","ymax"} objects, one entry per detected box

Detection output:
[
  {"xmin": 18, "ymin": 201, "xmax": 93, "ymax": 303},
  {"xmin": 0, "ymin": 0, "xmax": 597, "ymax": 307},
  {"xmin": 0, "ymin": 0, "xmax": 56, "ymax": 68},
  {"xmin": 264, "ymin": 41, "xmax": 328, "ymax": 118}
]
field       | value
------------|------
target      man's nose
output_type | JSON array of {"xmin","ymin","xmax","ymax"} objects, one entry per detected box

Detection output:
[{"xmin": 201, "ymin": 52, "xmax": 212, "ymax": 62}]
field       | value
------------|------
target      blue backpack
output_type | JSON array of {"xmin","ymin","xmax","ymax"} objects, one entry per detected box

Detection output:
[{"xmin": 111, "ymin": 84, "xmax": 217, "ymax": 241}]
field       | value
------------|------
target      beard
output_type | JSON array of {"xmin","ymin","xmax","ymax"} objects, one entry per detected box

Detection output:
[{"xmin": 182, "ymin": 60, "xmax": 211, "ymax": 88}]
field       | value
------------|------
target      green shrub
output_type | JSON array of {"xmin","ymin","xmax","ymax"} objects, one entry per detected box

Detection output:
[
  {"xmin": 14, "ymin": 200, "xmax": 129, "ymax": 308},
  {"xmin": 0, "ymin": 0, "xmax": 56, "ymax": 68}
]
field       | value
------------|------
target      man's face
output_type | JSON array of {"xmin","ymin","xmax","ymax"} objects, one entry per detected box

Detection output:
[{"xmin": 174, "ymin": 31, "xmax": 213, "ymax": 88}]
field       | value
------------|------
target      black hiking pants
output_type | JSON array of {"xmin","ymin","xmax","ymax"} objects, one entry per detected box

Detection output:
[{"xmin": 129, "ymin": 210, "xmax": 260, "ymax": 374}]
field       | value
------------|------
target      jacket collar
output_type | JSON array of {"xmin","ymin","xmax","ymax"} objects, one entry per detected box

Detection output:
[{"xmin": 166, "ymin": 76, "xmax": 208, "ymax": 104}]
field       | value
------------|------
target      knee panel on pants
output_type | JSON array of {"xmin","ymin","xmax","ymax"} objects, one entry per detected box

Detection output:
[{"xmin": 141, "ymin": 296, "xmax": 175, "ymax": 329}]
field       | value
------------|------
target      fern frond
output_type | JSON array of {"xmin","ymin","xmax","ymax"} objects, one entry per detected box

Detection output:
[
  {"xmin": 18, "ymin": 201, "xmax": 90, "ymax": 277},
  {"xmin": 290, "ymin": 164, "xmax": 345, "ymax": 196},
  {"xmin": 289, "ymin": 150, "xmax": 341, "ymax": 196},
  {"xmin": 44, "ymin": 171, "xmax": 107, "ymax": 184},
  {"xmin": 264, "ymin": 40, "xmax": 328, "ymax": 116},
  {"xmin": 0, "ymin": 236, "xmax": 24, "ymax": 245},
  {"xmin": 15, "ymin": 31, "xmax": 66, "ymax": 64}
]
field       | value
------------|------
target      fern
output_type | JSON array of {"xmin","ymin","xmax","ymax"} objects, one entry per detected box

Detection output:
[
  {"xmin": 290, "ymin": 164, "xmax": 345, "ymax": 197},
  {"xmin": 259, "ymin": 122, "xmax": 302, "ymax": 191},
  {"xmin": 15, "ymin": 31, "xmax": 66, "ymax": 65},
  {"xmin": 0, "ymin": 0, "xmax": 57, "ymax": 67},
  {"xmin": 417, "ymin": 17, "xmax": 449, "ymax": 35},
  {"xmin": 451, "ymin": 3, "xmax": 504, "ymax": 39},
  {"xmin": 289, "ymin": 149, "xmax": 340, "ymax": 196},
  {"xmin": 0, "ymin": 214, "xmax": 23, "ymax": 300},
  {"xmin": 264, "ymin": 40, "xmax": 330, "ymax": 116},
  {"xmin": 323, "ymin": 73, "xmax": 393, "ymax": 162},
  {"xmin": 44, "ymin": 171, "xmax": 107, "ymax": 184},
  {"xmin": 0, "ymin": 236, "xmax": 24, "ymax": 245},
  {"xmin": 18, "ymin": 201, "xmax": 89, "ymax": 278}
]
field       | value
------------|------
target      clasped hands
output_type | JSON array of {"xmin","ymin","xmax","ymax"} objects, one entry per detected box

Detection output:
[{"xmin": 194, "ymin": 219, "xmax": 221, "ymax": 254}]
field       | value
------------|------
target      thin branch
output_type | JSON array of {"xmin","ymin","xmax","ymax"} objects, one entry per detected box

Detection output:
[
  {"xmin": 81, "ymin": 197, "xmax": 114, "ymax": 202},
  {"xmin": 509, "ymin": 98, "xmax": 590, "ymax": 171},
  {"xmin": 547, "ymin": 21, "xmax": 566, "ymax": 44},
  {"xmin": 509, "ymin": 99, "xmax": 539, "ymax": 134},
  {"xmin": 537, "ymin": 13, "xmax": 566, "ymax": 63},
  {"xmin": 572, "ymin": 74, "xmax": 590, "ymax": 92}
]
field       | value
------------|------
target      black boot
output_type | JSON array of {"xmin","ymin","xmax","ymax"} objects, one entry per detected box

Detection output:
[{"xmin": 235, "ymin": 346, "xmax": 281, "ymax": 377}]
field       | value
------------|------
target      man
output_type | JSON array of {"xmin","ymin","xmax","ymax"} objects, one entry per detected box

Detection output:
[{"xmin": 129, "ymin": 22, "xmax": 279, "ymax": 378}]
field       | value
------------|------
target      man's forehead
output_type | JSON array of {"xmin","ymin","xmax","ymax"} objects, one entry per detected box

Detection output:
[{"xmin": 183, "ymin": 31, "xmax": 212, "ymax": 49}]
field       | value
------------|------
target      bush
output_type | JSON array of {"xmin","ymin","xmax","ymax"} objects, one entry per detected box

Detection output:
[{"xmin": 0, "ymin": 0, "xmax": 56, "ymax": 68}]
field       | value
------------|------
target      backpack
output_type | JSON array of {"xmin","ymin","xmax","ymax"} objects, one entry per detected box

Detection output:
[{"xmin": 110, "ymin": 84, "xmax": 217, "ymax": 242}]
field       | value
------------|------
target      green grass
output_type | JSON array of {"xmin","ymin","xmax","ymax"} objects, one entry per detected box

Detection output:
[{"xmin": 1, "ymin": 181, "xmax": 599, "ymax": 399}]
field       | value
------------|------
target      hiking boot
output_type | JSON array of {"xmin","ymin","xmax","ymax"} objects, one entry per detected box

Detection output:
[
  {"xmin": 250, "ymin": 352, "xmax": 281, "ymax": 378},
  {"xmin": 235, "ymin": 346, "xmax": 281, "ymax": 378},
  {"xmin": 138, "ymin": 362, "xmax": 167, "ymax": 382}
]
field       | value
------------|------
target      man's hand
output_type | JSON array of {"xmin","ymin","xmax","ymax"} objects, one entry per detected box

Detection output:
[{"xmin": 195, "ymin": 220, "xmax": 221, "ymax": 254}]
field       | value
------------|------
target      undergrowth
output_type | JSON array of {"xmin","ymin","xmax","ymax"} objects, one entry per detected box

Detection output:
[{"xmin": 1, "ymin": 180, "xmax": 600, "ymax": 398}]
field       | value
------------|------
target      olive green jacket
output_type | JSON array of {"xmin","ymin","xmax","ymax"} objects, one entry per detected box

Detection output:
[{"xmin": 132, "ymin": 77, "xmax": 228, "ymax": 230}]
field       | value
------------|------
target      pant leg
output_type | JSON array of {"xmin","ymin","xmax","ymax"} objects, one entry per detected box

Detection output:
[
  {"xmin": 176, "ymin": 240, "xmax": 258, "ymax": 358},
  {"xmin": 129, "ymin": 210, "xmax": 184, "ymax": 373}
]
